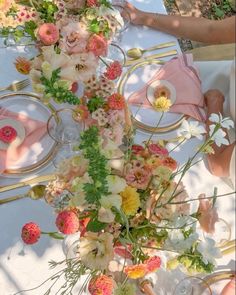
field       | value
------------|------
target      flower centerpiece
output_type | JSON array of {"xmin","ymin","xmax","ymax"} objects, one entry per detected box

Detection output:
[
  {"xmin": 1, "ymin": 0, "xmax": 125, "ymax": 104},
  {"xmin": 19, "ymin": 107, "xmax": 235, "ymax": 294}
]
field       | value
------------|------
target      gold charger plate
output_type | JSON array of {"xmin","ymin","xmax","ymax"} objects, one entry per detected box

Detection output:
[
  {"xmin": 118, "ymin": 59, "xmax": 187, "ymax": 133},
  {"xmin": 0, "ymin": 92, "xmax": 58, "ymax": 176}
]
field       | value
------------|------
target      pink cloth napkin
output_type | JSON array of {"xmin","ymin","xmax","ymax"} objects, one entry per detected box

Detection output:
[
  {"xmin": 221, "ymin": 278, "xmax": 236, "ymax": 295},
  {"xmin": 0, "ymin": 107, "xmax": 47, "ymax": 173},
  {"xmin": 128, "ymin": 54, "xmax": 206, "ymax": 121}
]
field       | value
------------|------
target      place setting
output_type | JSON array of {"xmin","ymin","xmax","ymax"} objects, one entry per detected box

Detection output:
[{"xmin": 0, "ymin": 0, "xmax": 235, "ymax": 295}]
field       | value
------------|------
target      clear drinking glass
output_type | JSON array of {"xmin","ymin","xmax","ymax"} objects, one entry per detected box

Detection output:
[
  {"xmin": 47, "ymin": 108, "xmax": 83, "ymax": 167},
  {"xmin": 112, "ymin": 4, "xmax": 131, "ymax": 42},
  {"xmin": 173, "ymin": 276, "xmax": 212, "ymax": 295}
]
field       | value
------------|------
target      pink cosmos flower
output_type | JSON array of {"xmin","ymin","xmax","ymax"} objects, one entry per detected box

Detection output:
[
  {"xmin": 104, "ymin": 61, "xmax": 122, "ymax": 80},
  {"xmin": 21, "ymin": 222, "xmax": 41, "ymax": 245},
  {"xmin": 37, "ymin": 23, "xmax": 59, "ymax": 45},
  {"xmin": 0, "ymin": 126, "xmax": 17, "ymax": 143},
  {"xmin": 108, "ymin": 93, "xmax": 125, "ymax": 110},
  {"xmin": 88, "ymin": 275, "xmax": 114, "ymax": 295},
  {"xmin": 145, "ymin": 256, "xmax": 161, "ymax": 272},
  {"xmin": 197, "ymin": 194, "xmax": 219, "ymax": 234},
  {"xmin": 87, "ymin": 34, "xmax": 108, "ymax": 57},
  {"xmin": 56, "ymin": 210, "xmax": 80, "ymax": 234},
  {"xmin": 148, "ymin": 143, "xmax": 169, "ymax": 156},
  {"xmin": 126, "ymin": 166, "xmax": 152, "ymax": 190}
]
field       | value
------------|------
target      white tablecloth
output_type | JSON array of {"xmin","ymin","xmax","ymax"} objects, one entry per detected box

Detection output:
[{"xmin": 0, "ymin": 1, "xmax": 235, "ymax": 294}]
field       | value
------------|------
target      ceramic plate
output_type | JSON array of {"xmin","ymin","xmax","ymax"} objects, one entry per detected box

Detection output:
[{"xmin": 0, "ymin": 92, "xmax": 57, "ymax": 176}]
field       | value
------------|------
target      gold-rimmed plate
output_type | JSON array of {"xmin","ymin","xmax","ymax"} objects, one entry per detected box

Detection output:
[
  {"xmin": 0, "ymin": 92, "xmax": 58, "ymax": 177},
  {"xmin": 118, "ymin": 59, "xmax": 187, "ymax": 133}
]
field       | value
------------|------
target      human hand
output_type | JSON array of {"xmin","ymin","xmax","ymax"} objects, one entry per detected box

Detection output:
[
  {"xmin": 204, "ymin": 89, "xmax": 225, "ymax": 107},
  {"xmin": 122, "ymin": 1, "xmax": 146, "ymax": 25}
]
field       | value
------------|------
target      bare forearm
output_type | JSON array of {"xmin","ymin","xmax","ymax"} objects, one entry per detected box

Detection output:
[
  {"xmin": 140, "ymin": 13, "xmax": 235, "ymax": 44},
  {"xmin": 128, "ymin": 5, "xmax": 235, "ymax": 44}
]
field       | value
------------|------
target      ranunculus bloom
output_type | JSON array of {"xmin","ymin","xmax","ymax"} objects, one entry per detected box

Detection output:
[
  {"xmin": 56, "ymin": 210, "xmax": 80, "ymax": 234},
  {"xmin": 148, "ymin": 143, "xmax": 168, "ymax": 156},
  {"xmin": 125, "ymin": 166, "xmax": 152, "ymax": 190},
  {"xmin": 0, "ymin": 126, "xmax": 17, "ymax": 143},
  {"xmin": 104, "ymin": 61, "xmax": 122, "ymax": 80},
  {"xmin": 145, "ymin": 256, "xmax": 161, "ymax": 272},
  {"xmin": 114, "ymin": 243, "xmax": 133, "ymax": 259},
  {"xmin": 87, "ymin": 34, "xmax": 108, "ymax": 57},
  {"xmin": 131, "ymin": 144, "xmax": 145, "ymax": 155},
  {"xmin": 108, "ymin": 93, "xmax": 125, "ymax": 110},
  {"xmin": 88, "ymin": 275, "xmax": 114, "ymax": 295},
  {"xmin": 37, "ymin": 23, "xmax": 59, "ymax": 45},
  {"xmin": 161, "ymin": 156, "xmax": 177, "ymax": 171},
  {"xmin": 197, "ymin": 194, "xmax": 219, "ymax": 234},
  {"xmin": 21, "ymin": 222, "xmax": 41, "ymax": 245},
  {"xmin": 124, "ymin": 264, "xmax": 147, "ymax": 279},
  {"xmin": 86, "ymin": 0, "xmax": 99, "ymax": 6}
]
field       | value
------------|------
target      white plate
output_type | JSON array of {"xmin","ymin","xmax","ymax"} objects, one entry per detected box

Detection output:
[
  {"xmin": 0, "ymin": 92, "xmax": 56, "ymax": 176},
  {"xmin": 124, "ymin": 63, "xmax": 184, "ymax": 130}
]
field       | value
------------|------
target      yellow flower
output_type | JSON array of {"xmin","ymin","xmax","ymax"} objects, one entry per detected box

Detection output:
[
  {"xmin": 167, "ymin": 258, "xmax": 179, "ymax": 270},
  {"xmin": 14, "ymin": 57, "xmax": 31, "ymax": 75},
  {"xmin": 153, "ymin": 96, "xmax": 172, "ymax": 112},
  {"xmin": 124, "ymin": 264, "xmax": 147, "ymax": 279},
  {"xmin": 120, "ymin": 186, "xmax": 140, "ymax": 216}
]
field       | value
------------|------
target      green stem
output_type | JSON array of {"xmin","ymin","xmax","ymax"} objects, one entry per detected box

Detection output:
[
  {"xmin": 0, "ymin": 195, "xmax": 27, "ymax": 205},
  {"xmin": 145, "ymin": 112, "xmax": 164, "ymax": 147}
]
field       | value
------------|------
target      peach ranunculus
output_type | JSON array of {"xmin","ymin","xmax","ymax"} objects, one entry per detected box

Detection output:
[
  {"xmin": 59, "ymin": 21, "xmax": 90, "ymax": 54},
  {"xmin": 87, "ymin": 34, "xmax": 108, "ymax": 57},
  {"xmin": 37, "ymin": 23, "xmax": 60, "ymax": 45},
  {"xmin": 197, "ymin": 194, "xmax": 219, "ymax": 234}
]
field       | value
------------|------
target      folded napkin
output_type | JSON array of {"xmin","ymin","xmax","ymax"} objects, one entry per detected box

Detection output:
[
  {"xmin": 221, "ymin": 278, "xmax": 236, "ymax": 295},
  {"xmin": 0, "ymin": 107, "xmax": 47, "ymax": 173},
  {"xmin": 128, "ymin": 54, "xmax": 206, "ymax": 122}
]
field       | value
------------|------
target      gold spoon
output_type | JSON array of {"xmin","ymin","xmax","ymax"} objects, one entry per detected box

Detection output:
[
  {"xmin": 126, "ymin": 41, "xmax": 176, "ymax": 59},
  {"xmin": 0, "ymin": 185, "xmax": 46, "ymax": 205}
]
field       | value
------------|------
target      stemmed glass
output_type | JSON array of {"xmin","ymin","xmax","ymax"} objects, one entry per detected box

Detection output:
[
  {"xmin": 47, "ymin": 108, "xmax": 83, "ymax": 167},
  {"xmin": 173, "ymin": 276, "xmax": 212, "ymax": 295},
  {"xmin": 112, "ymin": 4, "xmax": 131, "ymax": 42}
]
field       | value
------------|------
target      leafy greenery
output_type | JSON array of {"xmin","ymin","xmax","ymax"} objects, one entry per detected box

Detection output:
[
  {"xmin": 37, "ymin": 0, "xmax": 58, "ymax": 23},
  {"xmin": 40, "ymin": 68, "xmax": 80, "ymax": 105},
  {"xmin": 211, "ymin": 0, "xmax": 233, "ymax": 19},
  {"xmin": 88, "ymin": 19, "xmax": 111, "ymax": 38},
  {"xmin": 79, "ymin": 126, "xmax": 110, "ymax": 205},
  {"xmin": 87, "ymin": 96, "xmax": 105, "ymax": 112},
  {"xmin": 24, "ymin": 20, "xmax": 37, "ymax": 40}
]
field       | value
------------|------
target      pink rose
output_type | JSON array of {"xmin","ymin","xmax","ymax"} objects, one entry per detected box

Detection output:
[
  {"xmin": 37, "ymin": 23, "xmax": 59, "ymax": 45},
  {"xmin": 87, "ymin": 34, "xmax": 108, "ymax": 57},
  {"xmin": 197, "ymin": 194, "xmax": 219, "ymax": 234}
]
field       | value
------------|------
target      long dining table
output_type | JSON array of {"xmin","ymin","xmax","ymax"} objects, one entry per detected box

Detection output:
[{"xmin": 0, "ymin": 0, "xmax": 235, "ymax": 294}]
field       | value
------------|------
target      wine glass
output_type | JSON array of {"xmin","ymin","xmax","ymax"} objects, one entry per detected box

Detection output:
[
  {"xmin": 47, "ymin": 108, "xmax": 83, "ymax": 167},
  {"xmin": 112, "ymin": 4, "xmax": 131, "ymax": 42},
  {"xmin": 203, "ymin": 218, "xmax": 231, "ymax": 248},
  {"xmin": 173, "ymin": 276, "xmax": 212, "ymax": 295}
]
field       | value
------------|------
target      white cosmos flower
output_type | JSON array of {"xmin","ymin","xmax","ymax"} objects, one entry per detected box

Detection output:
[
  {"xmin": 106, "ymin": 175, "xmax": 127, "ymax": 194},
  {"xmin": 209, "ymin": 125, "xmax": 229, "ymax": 147},
  {"xmin": 197, "ymin": 238, "xmax": 222, "ymax": 265},
  {"xmin": 177, "ymin": 120, "xmax": 206, "ymax": 140},
  {"xmin": 209, "ymin": 113, "xmax": 234, "ymax": 130},
  {"xmin": 100, "ymin": 194, "xmax": 122, "ymax": 209}
]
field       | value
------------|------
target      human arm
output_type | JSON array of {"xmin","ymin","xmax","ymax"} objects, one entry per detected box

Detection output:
[{"xmin": 123, "ymin": 2, "xmax": 236, "ymax": 44}]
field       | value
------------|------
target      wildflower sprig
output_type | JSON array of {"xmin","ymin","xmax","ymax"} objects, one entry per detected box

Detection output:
[
  {"xmin": 40, "ymin": 68, "xmax": 80, "ymax": 105},
  {"xmin": 79, "ymin": 126, "xmax": 109, "ymax": 205}
]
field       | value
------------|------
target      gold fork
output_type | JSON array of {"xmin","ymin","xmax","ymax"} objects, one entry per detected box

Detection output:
[{"xmin": 0, "ymin": 79, "xmax": 30, "ymax": 92}]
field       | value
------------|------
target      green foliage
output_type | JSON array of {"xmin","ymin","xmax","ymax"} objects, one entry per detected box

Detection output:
[
  {"xmin": 79, "ymin": 126, "xmax": 109, "ymax": 206},
  {"xmin": 37, "ymin": 0, "xmax": 58, "ymax": 23},
  {"xmin": 86, "ymin": 218, "xmax": 107, "ymax": 232},
  {"xmin": 87, "ymin": 96, "xmax": 105, "ymax": 113},
  {"xmin": 40, "ymin": 68, "xmax": 80, "ymax": 105},
  {"xmin": 88, "ymin": 19, "xmax": 111, "ymax": 38},
  {"xmin": 24, "ymin": 20, "xmax": 37, "ymax": 40},
  {"xmin": 212, "ymin": 0, "xmax": 233, "ymax": 19}
]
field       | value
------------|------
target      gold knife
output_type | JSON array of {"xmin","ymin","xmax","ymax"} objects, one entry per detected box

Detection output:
[
  {"xmin": 124, "ymin": 49, "xmax": 178, "ymax": 67},
  {"xmin": 0, "ymin": 174, "xmax": 56, "ymax": 194}
]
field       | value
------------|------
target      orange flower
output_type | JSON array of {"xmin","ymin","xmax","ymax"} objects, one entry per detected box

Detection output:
[
  {"xmin": 124, "ymin": 264, "xmax": 147, "ymax": 279},
  {"xmin": 14, "ymin": 57, "xmax": 31, "ymax": 75},
  {"xmin": 161, "ymin": 156, "xmax": 177, "ymax": 171}
]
